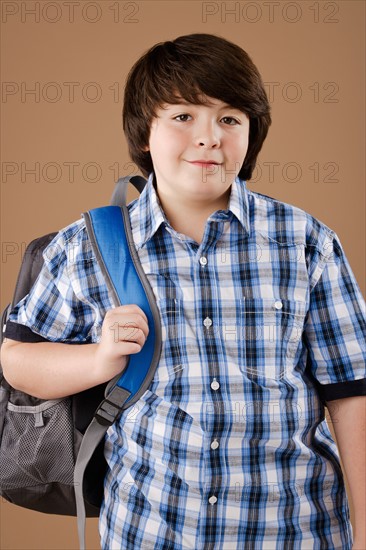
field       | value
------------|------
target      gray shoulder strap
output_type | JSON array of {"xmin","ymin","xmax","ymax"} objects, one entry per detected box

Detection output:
[
  {"xmin": 110, "ymin": 174, "xmax": 147, "ymax": 206},
  {"xmin": 74, "ymin": 387, "xmax": 130, "ymax": 550}
]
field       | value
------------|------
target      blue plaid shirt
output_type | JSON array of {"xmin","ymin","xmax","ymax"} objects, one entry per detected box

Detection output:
[{"xmin": 7, "ymin": 173, "xmax": 366, "ymax": 549}]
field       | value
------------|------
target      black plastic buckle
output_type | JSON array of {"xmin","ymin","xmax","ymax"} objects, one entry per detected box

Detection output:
[{"xmin": 94, "ymin": 385, "xmax": 131, "ymax": 426}]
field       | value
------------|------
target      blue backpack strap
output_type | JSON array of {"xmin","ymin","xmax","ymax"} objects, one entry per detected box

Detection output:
[
  {"xmin": 75, "ymin": 197, "xmax": 161, "ymax": 550},
  {"xmin": 83, "ymin": 205, "xmax": 161, "ymax": 410}
]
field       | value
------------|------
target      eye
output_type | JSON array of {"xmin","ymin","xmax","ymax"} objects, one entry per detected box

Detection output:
[
  {"xmin": 221, "ymin": 116, "xmax": 240, "ymax": 125},
  {"xmin": 173, "ymin": 114, "xmax": 192, "ymax": 122}
]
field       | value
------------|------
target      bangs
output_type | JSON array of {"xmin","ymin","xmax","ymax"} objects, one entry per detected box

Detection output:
[{"xmin": 140, "ymin": 39, "xmax": 256, "ymax": 118}]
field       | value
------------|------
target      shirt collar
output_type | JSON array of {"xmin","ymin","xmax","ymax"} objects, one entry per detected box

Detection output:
[
  {"xmin": 131, "ymin": 172, "xmax": 168, "ymax": 249},
  {"xmin": 132, "ymin": 172, "xmax": 250, "ymax": 249},
  {"xmin": 207, "ymin": 175, "xmax": 250, "ymax": 235}
]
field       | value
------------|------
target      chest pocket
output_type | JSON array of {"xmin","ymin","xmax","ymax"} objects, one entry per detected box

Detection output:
[{"xmin": 240, "ymin": 297, "xmax": 307, "ymax": 383}]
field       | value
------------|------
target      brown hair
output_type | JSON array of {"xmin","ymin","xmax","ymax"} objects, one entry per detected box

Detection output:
[{"xmin": 122, "ymin": 33, "xmax": 271, "ymax": 181}]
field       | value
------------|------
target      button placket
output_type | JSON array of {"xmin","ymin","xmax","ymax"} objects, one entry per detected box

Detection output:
[{"xmin": 196, "ymin": 247, "xmax": 223, "ymax": 523}]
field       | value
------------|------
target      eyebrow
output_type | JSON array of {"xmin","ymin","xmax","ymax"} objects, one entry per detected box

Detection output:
[{"xmin": 167, "ymin": 100, "xmax": 243, "ymax": 112}]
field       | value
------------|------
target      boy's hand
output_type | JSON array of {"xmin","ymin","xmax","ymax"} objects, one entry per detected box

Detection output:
[{"xmin": 93, "ymin": 304, "xmax": 149, "ymax": 383}]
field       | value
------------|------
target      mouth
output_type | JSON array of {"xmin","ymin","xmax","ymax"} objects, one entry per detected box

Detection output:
[{"xmin": 187, "ymin": 160, "xmax": 222, "ymax": 167}]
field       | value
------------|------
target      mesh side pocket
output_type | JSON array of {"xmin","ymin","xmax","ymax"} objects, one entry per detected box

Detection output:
[{"xmin": 0, "ymin": 398, "xmax": 75, "ymax": 489}]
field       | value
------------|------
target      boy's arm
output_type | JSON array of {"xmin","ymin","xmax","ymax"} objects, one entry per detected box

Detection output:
[
  {"xmin": 2, "ymin": 338, "xmax": 104, "ymax": 399},
  {"xmin": 302, "ymin": 228, "xmax": 366, "ymax": 548},
  {"xmin": 1, "ymin": 305, "xmax": 149, "ymax": 400},
  {"xmin": 326, "ymin": 396, "xmax": 366, "ymax": 549}
]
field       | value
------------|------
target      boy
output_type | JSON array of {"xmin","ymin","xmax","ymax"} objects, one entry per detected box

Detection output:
[{"xmin": 1, "ymin": 33, "xmax": 365, "ymax": 549}]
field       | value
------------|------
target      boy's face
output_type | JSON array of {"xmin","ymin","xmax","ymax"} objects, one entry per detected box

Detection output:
[{"xmin": 144, "ymin": 95, "xmax": 250, "ymax": 211}]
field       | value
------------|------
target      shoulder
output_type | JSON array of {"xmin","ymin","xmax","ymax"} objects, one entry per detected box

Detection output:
[
  {"xmin": 247, "ymin": 188, "xmax": 335, "ymax": 259},
  {"xmin": 41, "ymin": 218, "xmax": 93, "ymax": 274}
]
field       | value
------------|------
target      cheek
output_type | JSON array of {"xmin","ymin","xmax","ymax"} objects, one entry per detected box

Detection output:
[
  {"xmin": 230, "ymin": 132, "xmax": 249, "ymax": 159},
  {"xmin": 153, "ymin": 128, "xmax": 186, "ymax": 156},
  {"xmin": 164, "ymin": 126, "xmax": 187, "ymax": 145}
]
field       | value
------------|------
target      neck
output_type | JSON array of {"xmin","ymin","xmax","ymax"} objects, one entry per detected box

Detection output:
[{"xmin": 155, "ymin": 183, "xmax": 230, "ymax": 245}]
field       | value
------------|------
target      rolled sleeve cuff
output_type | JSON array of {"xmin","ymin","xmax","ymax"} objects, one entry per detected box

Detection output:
[
  {"xmin": 4, "ymin": 320, "xmax": 49, "ymax": 343},
  {"xmin": 316, "ymin": 377, "xmax": 366, "ymax": 402}
]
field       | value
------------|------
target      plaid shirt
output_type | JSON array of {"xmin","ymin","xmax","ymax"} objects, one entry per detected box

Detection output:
[{"xmin": 7, "ymin": 173, "xmax": 366, "ymax": 549}]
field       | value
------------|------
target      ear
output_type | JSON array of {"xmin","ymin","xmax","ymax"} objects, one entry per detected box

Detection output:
[{"xmin": 142, "ymin": 144, "xmax": 150, "ymax": 152}]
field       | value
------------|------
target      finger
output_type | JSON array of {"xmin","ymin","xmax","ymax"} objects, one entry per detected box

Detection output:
[
  {"xmin": 112, "ymin": 340, "xmax": 144, "ymax": 355},
  {"xmin": 106, "ymin": 313, "xmax": 149, "ymax": 339},
  {"xmin": 114, "ymin": 304, "xmax": 148, "ymax": 324},
  {"xmin": 111, "ymin": 324, "xmax": 147, "ymax": 346}
]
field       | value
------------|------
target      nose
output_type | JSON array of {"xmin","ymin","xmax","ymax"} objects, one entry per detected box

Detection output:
[{"xmin": 194, "ymin": 119, "xmax": 220, "ymax": 148}]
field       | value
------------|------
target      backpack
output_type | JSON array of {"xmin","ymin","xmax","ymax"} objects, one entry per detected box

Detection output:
[{"xmin": 0, "ymin": 175, "xmax": 162, "ymax": 549}]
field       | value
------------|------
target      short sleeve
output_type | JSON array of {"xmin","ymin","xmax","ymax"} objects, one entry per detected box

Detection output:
[
  {"xmin": 5, "ymin": 224, "xmax": 103, "ymax": 344},
  {"xmin": 303, "ymin": 231, "xmax": 366, "ymax": 401}
]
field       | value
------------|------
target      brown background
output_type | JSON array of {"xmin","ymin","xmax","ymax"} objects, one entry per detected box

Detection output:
[{"xmin": 1, "ymin": 1, "xmax": 365, "ymax": 548}]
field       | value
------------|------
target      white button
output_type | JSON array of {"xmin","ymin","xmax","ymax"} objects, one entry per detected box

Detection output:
[
  {"xmin": 200, "ymin": 256, "xmax": 208, "ymax": 266},
  {"xmin": 274, "ymin": 300, "xmax": 283, "ymax": 310},
  {"xmin": 203, "ymin": 317, "xmax": 212, "ymax": 328},
  {"xmin": 210, "ymin": 439, "xmax": 219, "ymax": 450},
  {"xmin": 210, "ymin": 378, "xmax": 220, "ymax": 390},
  {"xmin": 208, "ymin": 495, "xmax": 217, "ymax": 505}
]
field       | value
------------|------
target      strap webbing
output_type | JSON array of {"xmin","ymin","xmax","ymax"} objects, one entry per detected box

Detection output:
[
  {"xmin": 110, "ymin": 175, "xmax": 147, "ymax": 207},
  {"xmin": 74, "ymin": 387, "xmax": 130, "ymax": 550}
]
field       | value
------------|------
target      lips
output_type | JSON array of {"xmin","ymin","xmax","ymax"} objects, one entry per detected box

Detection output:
[{"xmin": 188, "ymin": 160, "xmax": 222, "ymax": 165}]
